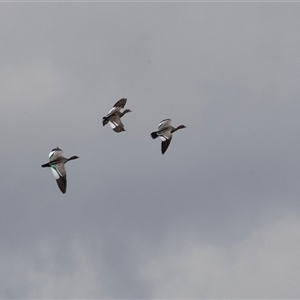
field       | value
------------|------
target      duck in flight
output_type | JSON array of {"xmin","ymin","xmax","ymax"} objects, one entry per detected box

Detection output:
[
  {"xmin": 102, "ymin": 98, "xmax": 132, "ymax": 132},
  {"xmin": 151, "ymin": 119, "xmax": 186, "ymax": 154},
  {"xmin": 41, "ymin": 147, "xmax": 79, "ymax": 194}
]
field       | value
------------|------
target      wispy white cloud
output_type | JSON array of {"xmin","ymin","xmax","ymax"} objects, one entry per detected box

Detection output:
[
  {"xmin": 141, "ymin": 213, "xmax": 300, "ymax": 298},
  {"xmin": 26, "ymin": 240, "xmax": 104, "ymax": 299}
]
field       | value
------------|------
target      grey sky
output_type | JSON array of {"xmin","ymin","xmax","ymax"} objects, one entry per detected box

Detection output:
[{"xmin": 1, "ymin": 2, "xmax": 300, "ymax": 299}]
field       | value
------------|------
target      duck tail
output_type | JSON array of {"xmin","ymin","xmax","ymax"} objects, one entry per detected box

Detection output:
[
  {"xmin": 151, "ymin": 131, "xmax": 158, "ymax": 139},
  {"xmin": 41, "ymin": 162, "xmax": 50, "ymax": 168}
]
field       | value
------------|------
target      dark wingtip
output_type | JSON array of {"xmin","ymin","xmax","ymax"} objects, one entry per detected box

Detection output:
[
  {"xmin": 102, "ymin": 117, "xmax": 108, "ymax": 126},
  {"xmin": 51, "ymin": 146, "xmax": 61, "ymax": 152},
  {"xmin": 113, "ymin": 126, "xmax": 125, "ymax": 133}
]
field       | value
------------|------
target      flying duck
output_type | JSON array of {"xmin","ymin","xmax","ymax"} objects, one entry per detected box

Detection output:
[
  {"xmin": 41, "ymin": 147, "xmax": 79, "ymax": 194},
  {"xmin": 102, "ymin": 98, "xmax": 132, "ymax": 132},
  {"xmin": 151, "ymin": 119, "xmax": 186, "ymax": 154}
]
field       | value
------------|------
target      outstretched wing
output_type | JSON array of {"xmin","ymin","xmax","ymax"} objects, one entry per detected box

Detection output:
[
  {"xmin": 161, "ymin": 137, "xmax": 172, "ymax": 154},
  {"xmin": 113, "ymin": 98, "xmax": 127, "ymax": 108},
  {"xmin": 158, "ymin": 119, "xmax": 172, "ymax": 131},
  {"xmin": 56, "ymin": 175, "xmax": 67, "ymax": 194},
  {"xmin": 157, "ymin": 128, "xmax": 173, "ymax": 154},
  {"xmin": 51, "ymin": 163, "xmax": 67, "ymax": 194},
  {"xmin": 109, "ymin": 115, "xmax": 125, "ymax": 132}
]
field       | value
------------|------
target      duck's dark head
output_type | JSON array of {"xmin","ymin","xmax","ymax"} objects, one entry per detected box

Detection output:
[
  {"xmin": 69, "ymin": 155, "xmax": 79, "ymax": 161},
  {"xmin": 172, "ymin": 125, "xmax": 186, "ymax": 133},
  {"xmin": 120, "ymin": 109, "xmax": 132, "ymax": 117},
  {"xmin": 177, "ymin": 125, "xmax": 186, "ymax": 130}
]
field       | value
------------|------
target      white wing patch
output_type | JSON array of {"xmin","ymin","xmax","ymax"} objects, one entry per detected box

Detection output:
[
  {"xmin": 48, "ymin": 150, "xmax": 56, "ymax": 159},
  {"xmin": 159, "ymin": 136, "xmax": 167, "ymax": 141},
  {"xmin": 51, "ymin": 167, "xmax": 60, "ymax": 179},
  {"xmin": 107, "ymin": 107, "xmax": 117, "ymax": 115},
  {"xmin": 158, "ymin": 119, "xmax": 171, "ymax": 130},
  {"xmin": 158, "ymin": 121, "xmax": 165, "ymax": 130},
  {"xmin": 109, "ymin": 121, "xmax": 117, "ymax": 129}
]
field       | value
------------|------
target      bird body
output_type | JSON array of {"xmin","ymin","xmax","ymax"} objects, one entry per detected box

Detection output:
[
  {"xmin": 41, "ymin": 147, "xmax": 79, "ymax": 194},
  {"xmin": 102, "ymin": 98, "xmax": 131, "ymax": 132},
  {"xmin": 151, "ymin": 119, "xmax": 186, "ymax": 154}
]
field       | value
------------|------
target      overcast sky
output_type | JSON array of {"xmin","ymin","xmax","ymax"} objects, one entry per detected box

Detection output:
[{"xmin": 1, "ymin": 2, "xmax": 300, "ymax": 299}]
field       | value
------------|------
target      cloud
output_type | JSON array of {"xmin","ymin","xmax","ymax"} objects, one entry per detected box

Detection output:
[
  {"xmin": 26, "ymin": 240, "xmax": 104, "ymax": 299},
  {"xmin": 140, "ymin": 213, "xmax": 300, "ymax": 299},
  {"xmin": 0, "ymin": 60, "xmax": 61, "ymax": 152},
  {"xmin": 1, "ymin": 4, "xmax": 300, "ymax": 299}
]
